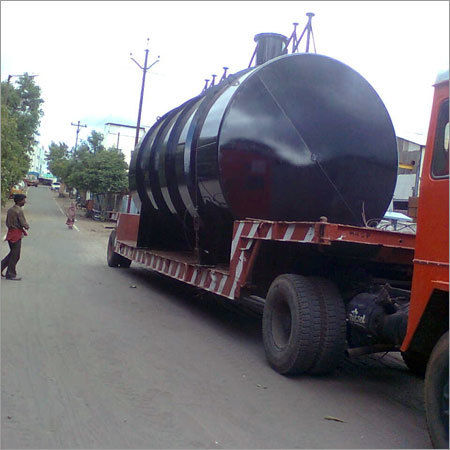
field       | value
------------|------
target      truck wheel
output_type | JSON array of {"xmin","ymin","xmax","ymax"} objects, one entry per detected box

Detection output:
[
  {"xmin": 401, "ymin": 349, "xmax": 428, "ymax": 377},
  {"xmin": 262, "ymin": 274, "xmax": 322, "ymax": 375},
  {"xmin": 118, "ymin": 256, "xmax": 132, "ymax": 268},
  {"xmin": 425, "ymin": 331, "xmax": 449, "ymax": 449},
  {"xmin": 307, "ymin": 277, "xmax": 347, "ymax": 375},
  {"xmin": 107, "ymin": 230, "xmax": 131, "ymax": 268}
]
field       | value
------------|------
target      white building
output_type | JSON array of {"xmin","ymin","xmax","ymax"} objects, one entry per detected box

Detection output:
[
  {"xmin": 103, "ymin": 123, "xmax": 147, "ymax": 166},
  {"xmin": 391, "ymin": 134, "xmax": 426, "ymax": 212},
  {"xmin": 29, "ymin": 144, "xmax": 48, "ymax": 175}
]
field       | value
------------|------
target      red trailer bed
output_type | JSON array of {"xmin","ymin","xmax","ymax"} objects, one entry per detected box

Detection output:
[{"xmin": 114, "ymin": 213, "xmax": 415, "ymax": 301}]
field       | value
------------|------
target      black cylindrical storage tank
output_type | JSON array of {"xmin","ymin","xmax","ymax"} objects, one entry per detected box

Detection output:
[{"xmin": 130, "ymin": 52, "xmax": 398, "ymax": 261}]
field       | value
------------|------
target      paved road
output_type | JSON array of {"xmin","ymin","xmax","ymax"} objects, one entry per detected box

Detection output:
[{"xmin": 1, "ymin": 186, "xmax": 431, "ymax": 449}]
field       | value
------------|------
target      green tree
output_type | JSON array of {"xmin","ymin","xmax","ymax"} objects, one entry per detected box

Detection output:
[
  {"xmin": 14, "ymin": 75, "xmax": 44, "ymax": 151},
  {"xmin": 45, "ymin": 142, "xmax": 70, "ymax": 180},
  {"xmin": 68, "ymin": 147, "xmax": 128, "ymax": 194},
  {"xmin": 1, "ymin": 74, "xmax": 44, "ymax": 205},
  {"xmin": 1, "ymin": 104, "xmax": 29, "ymax": 203},
  {"xmin": 87, "ymin": 130, "xmax": 105, "ymax": 153},
  {"xmin": 45, "ymin": 131, "xmax": 128, "ymax": 195}
]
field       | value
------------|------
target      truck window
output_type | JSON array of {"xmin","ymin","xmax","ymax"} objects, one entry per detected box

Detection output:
[{"xmin": 431, "ymin": 98, "xmax": 449, "ymax": 178}]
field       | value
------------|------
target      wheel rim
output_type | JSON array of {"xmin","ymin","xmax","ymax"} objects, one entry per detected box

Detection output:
[{"xmin": 272, "ymin": 296, "xmax": 292, "ymax": 350}]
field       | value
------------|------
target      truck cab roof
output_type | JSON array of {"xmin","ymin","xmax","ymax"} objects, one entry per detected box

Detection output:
[{"xmin": 435, "ymin": 69, "xmax": 449, "ymax": 85}]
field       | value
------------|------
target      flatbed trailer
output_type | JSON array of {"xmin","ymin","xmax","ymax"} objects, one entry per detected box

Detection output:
[{"xmin": 111, "ymin": 214, "xmax": 415, "ymax": 304}]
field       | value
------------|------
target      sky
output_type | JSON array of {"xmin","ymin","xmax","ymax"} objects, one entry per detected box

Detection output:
[{"xmin": 1, "ymin": 1, "xmax": 449, "ymax": 153}]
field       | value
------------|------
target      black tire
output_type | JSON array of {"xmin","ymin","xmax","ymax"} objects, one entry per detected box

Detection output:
[
  {"xmin": 118, "ymin": 256, "xmax": 131, "ymax": 268},
  {"xmin": 401, "ymin": 349, "xmax": 429, "ymax": 377},
  {"xmin": 425, "ymin": 331, "xmax": 449, "ymax": 449},
  {"xmin": 107, "ymin": 230, "xmax": 131, "ymax": 268},
  {"xmin": 307, "ymin": 277, "xmax": 347, "ymax": 375},
  {"xmin": 262, "ymin": 274, "xmax": 322, "ymax": 375}
]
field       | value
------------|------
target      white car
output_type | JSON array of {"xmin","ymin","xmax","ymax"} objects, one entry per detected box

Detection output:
[{"xmin": 51, "ymin": 182, "xmax": 61, "ymax": 191}]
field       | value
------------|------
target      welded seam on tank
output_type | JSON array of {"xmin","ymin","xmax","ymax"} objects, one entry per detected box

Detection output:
[{"xmin": 256, "ymin": 75, "xmax": 360, "ymax": 224}]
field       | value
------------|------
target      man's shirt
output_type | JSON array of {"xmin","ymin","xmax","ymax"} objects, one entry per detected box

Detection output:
[
  {"xmin": 5, "ymin": 205, "xmax": 29, "ymax": 242},
  {"xmin": 6, "ymin": 205, "xmax": 29, "ymax": 230}
]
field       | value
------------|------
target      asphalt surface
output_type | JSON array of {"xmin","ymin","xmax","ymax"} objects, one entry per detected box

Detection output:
[{"xmin": 1, "ymin": 186, "xmax": 431, "ymax": 449}]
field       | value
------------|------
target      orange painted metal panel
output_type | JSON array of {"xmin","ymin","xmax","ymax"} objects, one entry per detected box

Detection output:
[
  {"xmin": 401, "ymin": 78, "xmax": 449, "ymax": 351},
  {"xmin": 116, "ymin": 213, "xmax": 139, "ymax": 245}
]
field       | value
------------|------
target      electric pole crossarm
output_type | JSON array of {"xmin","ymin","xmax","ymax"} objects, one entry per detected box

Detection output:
[
  {"xmin": 71, "ymin": 120, "xmax": 87, "ymax": 151},
  {"xmin": 130, "ymin": 57, "xmax": 143, "ymax": 69},
  {"xmin": 130, "ymin": 39, "xmax": 160, "ymax": 147},
  {"xmin": 145, "ymin": 59, "xmax": 159, "ymax": 71}
]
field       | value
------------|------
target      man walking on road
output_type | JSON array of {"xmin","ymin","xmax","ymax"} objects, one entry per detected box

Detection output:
[{"xmin": 1, "ymin": 194, "xmax": 30, "ymax": 281}]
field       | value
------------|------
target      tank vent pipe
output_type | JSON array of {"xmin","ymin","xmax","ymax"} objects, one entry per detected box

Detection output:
[
  {"xmin": 253, "ymin": 32, "xmax": 288, "ymax": 66},
  {"xmin": 220, "ymin": 67, "xmax": 229, "ymax": 82}
]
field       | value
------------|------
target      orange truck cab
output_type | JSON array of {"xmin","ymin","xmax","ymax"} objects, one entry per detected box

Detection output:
[{"xmin": 401, "ymin": 69, "xmax": 449, "ymax": 448}]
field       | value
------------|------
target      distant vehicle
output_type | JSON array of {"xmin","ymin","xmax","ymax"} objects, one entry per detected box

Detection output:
[
  {"xmin": 50, "ymin": 182, "xmax": 61, "ymax": 191},
  {"xmin": 38, "ymin": 177, "xmax": 53, "ymax": 186},
  {"xmin": 24, "ymin": 174, "xmax": 39, "ymax": 187}
]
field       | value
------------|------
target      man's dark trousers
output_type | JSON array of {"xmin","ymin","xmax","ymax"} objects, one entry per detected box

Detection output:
[{"xmin": 1, "ymin": 239, "xmax": 21, "ymax": 278}]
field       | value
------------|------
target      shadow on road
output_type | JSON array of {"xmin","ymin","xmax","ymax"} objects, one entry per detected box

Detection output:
[
  {"xmin": 125, "ymin": 266, "xmax": 263, "ymax": 341},
  {"xmin": 120, "ymin": 265, "xmax": 425, "ymax": 415}
]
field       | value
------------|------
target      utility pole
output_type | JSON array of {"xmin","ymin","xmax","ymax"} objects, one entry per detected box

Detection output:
[
  {"xmin": 71, "ymin": 120, "xmax": 87, "ymax": 152},
  {"xmin": 130, "ymin": 38, "xmax": 160, "ymax": 147}
]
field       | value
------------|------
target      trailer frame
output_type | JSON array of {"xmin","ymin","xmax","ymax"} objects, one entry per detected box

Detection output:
[{"xmin": 113, "ymin": 213, "xmax": 415, "ymax": 302}]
